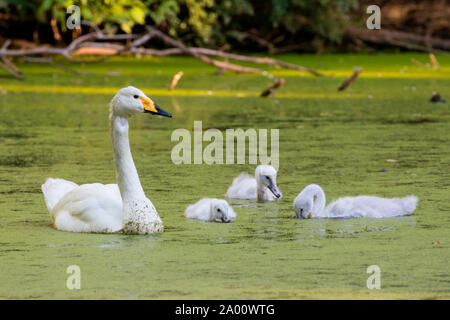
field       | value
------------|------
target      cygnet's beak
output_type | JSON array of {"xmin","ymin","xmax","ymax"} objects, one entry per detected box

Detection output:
[
  {"xmin": 140, "ymin": 97, "xmax": 172, "ymax": 118},
  {"xmin": 221, "ymin": 216, "xmax": 231, "ymax": 223},
  {"xmin": 267, "ymin": 183, "xmax": 281, "ymax": 198},
  {"xmin": 296, "ymin": 209, "xmax": 311, "ymax": 219}
]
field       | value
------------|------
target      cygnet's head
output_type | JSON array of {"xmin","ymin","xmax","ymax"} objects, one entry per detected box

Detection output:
[
  {"xmin": 211, "ymin": 199, "xmax": 233, "ymax": 223},
  {"xmin": 255, "ymin": 165, "xmax": 281, "ymax": 198},
  {"xmin": 110, "ymin": 86, "xmax": 172, "ymax": 118},
  {"xmin": 294, "ymin": 197, "xmax": 313, "ymax": 219},
  {"xmin": 294, "ymin": 184, "xmax": 325, "ymax": 219}
]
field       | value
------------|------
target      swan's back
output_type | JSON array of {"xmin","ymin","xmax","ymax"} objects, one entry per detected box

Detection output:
[
  {"xmin": 323, "ymin": 195, "xmax": 418, "ymax": 218},
  {"xmin": 185, "ymin": 198, "xmax": 213, "ymax": 220},
  {"xmin": 225, "ymin": 172, "xmax": 257, "ymax": 200}
]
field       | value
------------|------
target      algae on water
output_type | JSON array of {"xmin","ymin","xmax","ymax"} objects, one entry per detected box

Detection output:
[{"xmin": 0, "ymin": 54, "xmax": 449, "ymax": 299}]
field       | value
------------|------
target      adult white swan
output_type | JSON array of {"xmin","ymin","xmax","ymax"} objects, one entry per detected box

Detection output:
[
  {"xmin": 225, "ymin": 165, "xmax": 281, "ymax": 201},
  {"xmin": 41, "ymin": 86, "xmax": 172, "ymax": 234},
  {"xmin": 294, "ymin": 184, "xmax": 418, "ymax": 219}
]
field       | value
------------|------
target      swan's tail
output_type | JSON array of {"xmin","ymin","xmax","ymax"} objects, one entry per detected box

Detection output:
[
  {"xmin": 400, "ymin": 196, "xmax": 418, "ymax": 215},
  {"xmin": 41, "ymin": 178, "xmax": 78, "ymax": 212}
]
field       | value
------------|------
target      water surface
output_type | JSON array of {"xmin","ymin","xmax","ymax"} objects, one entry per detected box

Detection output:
[{"xmin": 0, "ymin": 54, "xmax": 449, "ymax": 299}]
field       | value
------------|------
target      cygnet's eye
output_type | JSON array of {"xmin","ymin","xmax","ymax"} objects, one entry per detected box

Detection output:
[
  {"xmin": 217, "ymin": 208, "xmax": 221, "ymax": 213},
  {"xmin": 133, "ymin": 95, "xmax": 139, "ymax": 99},
  {"xmin": 265, "ymin": 176, "xmax": 269, "ymax": 179}
]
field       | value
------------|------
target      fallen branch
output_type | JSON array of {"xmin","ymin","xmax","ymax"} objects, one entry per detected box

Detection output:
[
  {"xmin": 261, "ymin": 78, "xmax": 286, "ymax": 97},
  {"xmin": 411, "ymin": 58, "xmax": 428, "ymax": 68},
  {"xmin": 145, "ymin": 26, "xmax": 262, "ymax": 73},
  {"xmin": 347, "ymin": 28, "xmax": 450, "ymax": 52},
  {"xmin": 184, "ymin": 48, "xmax": 324, "ymax": 76},
  {"xmin": 0, "ymin": 59, "xmax": 22, "ymax": 78},
  {"xmin": 130, "ymin": 46, "xmax": 323, "ymax": 76},
  {"xmin": 429, "ymin": 53, "xmax": 440, "ymax": 69},
  {"xmin": 0, "ymin": 23, "xmax": 323, "ymax": 78},
  {"xmin": 338, "ymin": 68, "xmax": 363, "ymax": 91},
  {"xmin": 169, "ymin": 71, "xmax": 184, "ymax": 90},
  {"xmin": 0, "ymin": 33, "xmax": 135, "ymax": 57},
  {"xmin": 0, "ymin": 40, "xmax": 23, "ymax": 78},
  {"xmin": 388, "ymin": 40, "xmax": 450, "ymax": 56}
]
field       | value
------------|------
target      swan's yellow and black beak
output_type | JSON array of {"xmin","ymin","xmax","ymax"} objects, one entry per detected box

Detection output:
[{"xmin": 140, "ymin": 97, "xmax": 172, "ymax": 118}]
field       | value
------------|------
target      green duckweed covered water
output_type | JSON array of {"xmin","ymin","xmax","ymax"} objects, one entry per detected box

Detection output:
[{"xmin": 0, "ymin": 54, "xmax": 449, "ymax": 299}]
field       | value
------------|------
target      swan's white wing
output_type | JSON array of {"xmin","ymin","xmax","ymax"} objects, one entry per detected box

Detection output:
[
  {"xmin": 41, "ymin": 178, "xmax": 79, "ymax": 213},
  {"xmin": 51, "ymin": 183, "xmax": 123, "ymax": 233},
  {"xmin": 185, "ymin": 198, "xmax": 212, "ymax": 221},
  {"xmin": 352, "ymin": 196, "xmax": 417, "ymax": 217},
  {"xmin": 324, "ymin": 196, "xmax": 418, "ymax": 218},
  {"xmin": 323, "ymin": 197, "xmax": 366, "ymax": 218},
  {"xmin": 225, "ymin": 172, "xmax": 257, "ymax": 200}
]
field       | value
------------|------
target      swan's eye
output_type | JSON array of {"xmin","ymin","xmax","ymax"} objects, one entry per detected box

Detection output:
[{"xmin": 133, "ymin": 95, "xmax": 139, "ymax": 99}]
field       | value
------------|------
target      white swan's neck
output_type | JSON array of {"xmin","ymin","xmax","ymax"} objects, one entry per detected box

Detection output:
[
  {"xmin": 256, "ymin": 180, "xmax": 266, "ymax": 200},
  {"xmin": 307, "ymin": 185, "xmax": 326, "ymax": 216},
  {"xmin": 110, "ymin": 114, "xmax": 145, "ymax": 201}
]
